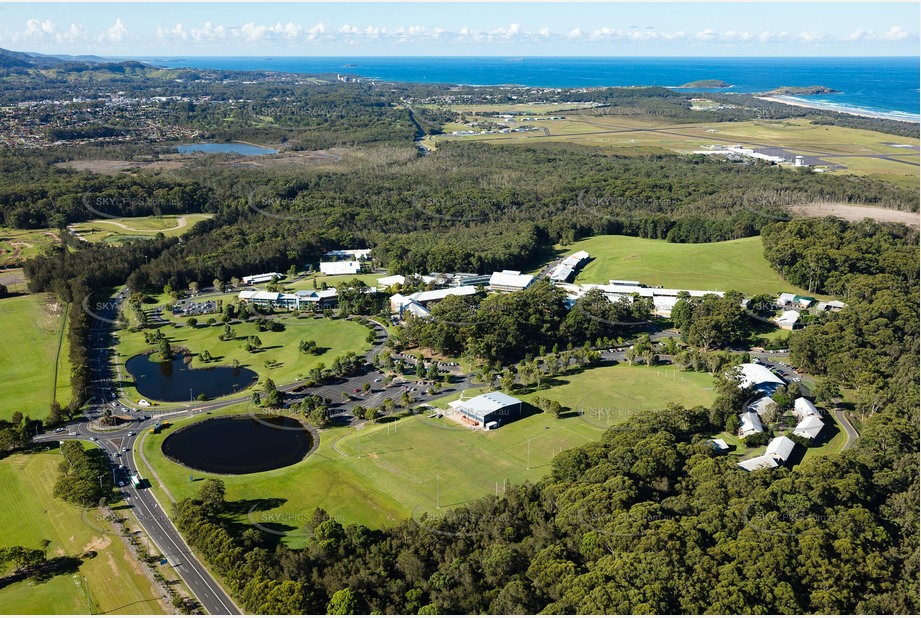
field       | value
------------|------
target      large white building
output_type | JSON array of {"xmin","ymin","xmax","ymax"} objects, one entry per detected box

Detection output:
[
  {"xmin": 239, "ymin": 288, "xmax": 337, "ymax": 310},
  {"xmin": 448, "ymin": 392, "xmax": 523, "ymax": 429},
  {"xmin": 319, "ymin": 261, "xmax": 363, "ymax": 276},
  {"xmin": 735, "ymin": 363, "xmax": 785, "ymax": 395},
  {"xmin": 324, "ymin": 249, "xmax": 372, "ymax": 260},
  {"xmin": 489, "ymin": 270, "xmax": 535, "ymax": 292},
  {"xmin": 764, "ymin": 435, "xmax": 797, "ymax": 462},
  {"xmin": 738, "ymin": 411, "xmax": 765, "ymax": 438},
  {"xmin": 555, "ymin": 281, "xmax": 725, "ymax": 317}
]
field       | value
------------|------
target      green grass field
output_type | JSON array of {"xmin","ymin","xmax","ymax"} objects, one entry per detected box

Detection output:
[
  {"xmin": 137, "ymin": 400, "xmax": 605, "ymax": 546},
  {"xmin": 69, "ymin": 214, "xmax": 212, "ymax": 244},
  {"xmin": 137, "ymin": 363, "xmax": 714, "ymax": 545},
  {"xmin": 0, "ymin": 450, "xmax": 166, "ymax": 614},
  {"xmin": 0, "ymin": 294, "xmax": 71, "ymax": 421},
  {"xmin": 114, "ymin": 314, "xmax": 372, "ymax": 405},
  {"xmin": 562, "ymin": 235, "xmax": 820, "ymax": 297}
]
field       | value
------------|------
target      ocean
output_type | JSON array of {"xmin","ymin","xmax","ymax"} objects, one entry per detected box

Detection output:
[{"xmin": 133, "ymin": 56, "xmax": 920, "ymax": 122}]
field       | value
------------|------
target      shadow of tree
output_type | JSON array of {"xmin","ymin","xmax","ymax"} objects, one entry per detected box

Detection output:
[{"xmin": 0, "ymin": 555, "xmax": 83, "ymax": 590}]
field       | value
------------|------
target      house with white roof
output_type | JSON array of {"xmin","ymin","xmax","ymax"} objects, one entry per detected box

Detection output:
[
  {"xmin": 748, "ymin": 396, "xmax": 776, "ymax": 417},
  {"xmin": 489, "ymin": 270, "xmax": 535, "ymax": 292},
  {"xmin": 738, "ymin": 455, "xmax": 780, "ymax": 471},
  {"xmin": 738, "ymin": 411, "xmax": 765, "ymax": 438},
  {"xmin": 793, "ymin": 397, "xmax": 820, "ymax": 421},
  {"xmin": 793, "ymin": 415, "xmax": 825, "ymax": 443},
  {"xmin": 764, "ymin": 435, "xmax": 797, "ymax": 462},
  {"xmin": 775, "ymin": 310, "xmax": 801, "ymax": 330}
]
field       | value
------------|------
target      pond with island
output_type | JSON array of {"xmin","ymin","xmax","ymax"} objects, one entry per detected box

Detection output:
[
  {"xmin": 162, "ymin": 415, "xmax": 314, "ymax": 474},
  {"xmin": 125, "ymin": 354, "xmax": 258, "ymax": 402}
]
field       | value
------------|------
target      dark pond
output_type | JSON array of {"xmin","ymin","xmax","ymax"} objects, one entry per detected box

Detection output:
[
  {"xmin": 162, "ymin": 416, "xmax": 313, "ymax": 474},
  {"xmin": 175, "ymin": 142, "xmax": 278, "ymax": 156},
  {"xmin": 125, "ymin": 354, "xmax": 257, "ymax": 402}
]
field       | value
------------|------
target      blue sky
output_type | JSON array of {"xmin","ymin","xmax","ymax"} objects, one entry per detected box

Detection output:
[{"xmin": 0, "ymin": 2, "xmax": 918, "ymax": 56}]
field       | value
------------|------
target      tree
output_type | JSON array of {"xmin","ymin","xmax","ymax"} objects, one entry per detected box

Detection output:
[
  {"xmin": 186, "ymin": 317, "xmax": 198, "ymax": 328},
  {"xmin": 212, "ymin": 278, "xmax": 223, "ymax": 292},
  {"xmin": 189, "ymin": 281, "xmax": 199, "ymax": 295},
  {"xmin": 263, "ymin": 378, "xmax": 281, "ymax": 408},
  {"xmin": 197, "ymin": 478, "xmax": 226, "ymax": 516},
  {"xmin": 327, "ymin": 588, "xmax": 359, "ymax": 615},
  {"xmin": 157, "ymin": 338, "xmax": 173, "ymax": 361}
]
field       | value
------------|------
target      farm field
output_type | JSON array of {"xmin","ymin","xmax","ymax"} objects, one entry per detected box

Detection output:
[
  {"xmin": 69, "ymin": 214, "xmax": 212, "ymax": 244},
  {"xmin": 138, "ymin": 400, "xmax": 606, "ymax": 546},
  {"xmin": 561, "ymin": 234, "xmax": 821, "ymax": 297},
  {"xmin": 429, "ymin": 113, "xmax": 920, "ymax": 188},
  {"xmin": 0, "ymin": 293, "xmax": 70, "ymax": 421},
  {"xmin": 113, "ymin": 313, "xmax": 373, "ymax": 405},
  {"xmin": 0, "ymin": 450, "xmax": 166, "ymax": 614}
]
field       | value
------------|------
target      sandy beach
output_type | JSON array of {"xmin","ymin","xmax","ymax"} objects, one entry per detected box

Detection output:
[{"xmin": 757, "ymin": 96, "xmax": 920, "ymax": 123}]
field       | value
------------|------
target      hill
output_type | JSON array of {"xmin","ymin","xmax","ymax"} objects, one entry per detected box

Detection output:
[{"xmin": 678, "ymin": 79, "xmax": 731, "ymax": 88}]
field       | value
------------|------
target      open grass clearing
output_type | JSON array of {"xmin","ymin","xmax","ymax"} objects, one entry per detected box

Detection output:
[
  {"xmin": 0, "ymin": 449, "xmax": 166, "ymax": 614},
  {"xmin": 560, "ymin": 234, "xmax": 821, "ymax": 297},
  {"xmin": 0, "ymin": 293, "xmax": 70, "ymax": 421}
]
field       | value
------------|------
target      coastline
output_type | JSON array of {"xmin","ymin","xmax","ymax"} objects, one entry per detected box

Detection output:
[{"xmin": 757, "ymin": 96, "xmax": 920, "ymax": 124}]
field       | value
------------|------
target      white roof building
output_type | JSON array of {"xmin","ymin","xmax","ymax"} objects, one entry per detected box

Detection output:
[
  {"xmin": 549, "ymin": 251, "xmax": 590, "ymax": 282},
  {"xmin": 736, "ymin": 363, "xmax": 785, "ymax": 394},
  {"xmin": 377, "ymin": 275, "xmax": 406, "ymax": 288},
  {"xmin": 777, "ymin": 293, "xmax": 797, "ymax": 306},
  {"xmin": 738, "ymin": 455, "xmax": 780, "ymax": 471},
  {"xmin": 707, "ymin": 438, "xmax": 730, "ymax": 453},
  {"xmin": 320, "ymin": 261, "xmax": 362, "ymax": 276},
  {"xmin": 793, "ymin": 397, "xmax": 820, "ymax": 420},
  {"xmin": 554, "ymin": 281, "xmax": 724, "ymax": 317},
  {"xmin": 793, "ymin": 415, "xmax": 825, "ymax": 442},
  {"xmin": 817, "ymin": 300, "xmax": 846, "ymax": 312},
  {"xmin": 408, "ymin": 285, "xmax": 478, "ymax": 306},
  {"xmin": 739, "ymin": 411, "xmax": 765, "ymax": 438},
  {"xmin": 241, "ymin": 272, "xmax": 284, "ymax": 285},
  {"xmin": 764, "ymin": 435, "xmax": 797, "ymax": 462},
  {"xmin": 775, "ymin": 310, "xmax": 800, "ymax": 330},
  {"xmin": 324, "ymin": 249, "xmax": 371, "ymax": 260},
  {"xmin": 748, "ymin": 396, "xmax": 776, "ymax": 416},
  {"xmin": 489, "ymin": 270, "xmax": 535, "ymax": 292}
]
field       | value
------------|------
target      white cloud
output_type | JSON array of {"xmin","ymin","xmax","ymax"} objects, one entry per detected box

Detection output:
[
  {"xmin": 567, "ymin": 27, "xmax": 583, "ymax": 39},
  {"xmin": 98, "ymin": 18, "xmax": 129, "ymax": 43}
]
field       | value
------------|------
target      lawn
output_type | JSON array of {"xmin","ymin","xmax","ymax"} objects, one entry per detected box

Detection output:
[
  {"xmin": 562, "ymin": 235, "xmax": 820, "ymax": 297},
  {"xmin": 0, "ymin": 294, "xmax": 71, "ymax": 421},
  {"xmin": 137, "ymin": 400, "xmax": 606, "ymax": 547},
  {"xmin": 69, "ymin": 214, "xmax": 212, "ymax": 244},
  {"xmin": 114, "ymin": 314, "xmax": 373, "ymax": 404},
  {"xmin": 0, "ymin": 449, "xmax": 166, "ymax": 614}
]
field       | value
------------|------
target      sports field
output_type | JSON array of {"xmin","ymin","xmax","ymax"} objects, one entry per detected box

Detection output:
[
  {"xmin": 69, "ymin": 214, "xmax": 212, "ymax": 244},
  {"xmin": 562, "ymin": 234, "xmax": 819, "ymax": 296},
  {"xmin": 114, "ymin": 314, "xmax": 372, "ymax": 404},
  {"xmin": 137, "ymin": 400, "xmax": 605, "ymax": 545},
  {"xmin": 0, "ymin": 294, "xmax": 71, "ymax": 421},
  {"xmin": 138, "ymin": 362, "xmax": 714, "ymax": 544},
  {"xmin": 0, "ymin": 450, "xmax": 166, "ymax": 614}
]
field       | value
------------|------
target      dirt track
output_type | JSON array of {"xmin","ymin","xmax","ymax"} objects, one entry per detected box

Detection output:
[{"xmin": 790, "ymin": 202, "xmax": 919, "ymax": 227}]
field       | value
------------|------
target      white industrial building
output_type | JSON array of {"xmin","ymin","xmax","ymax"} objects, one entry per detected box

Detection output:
[
  {"xmin": 319, "ymin": 261, "xmax": 363, "ymax": 276},
  {"xmin": 489, "ymin": 270, "xmax": 535, "ymax": 292},
  {"xmin": 241, "ymin": 272, "xmax": 285, "ymax": 285},
  {"xmin": 447, "ymin": 392, "xmax": 523, "ymax": 429},
  {"xmin": 736, "ymin": 363, "xmax": 786, "ymax": 395}
]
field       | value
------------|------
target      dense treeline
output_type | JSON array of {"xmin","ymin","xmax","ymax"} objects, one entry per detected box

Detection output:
[
  {"xmin": 52, "ymin": 441, "xmax": 111, "ymax": 507},
  {"xmin": 396, "ymin": 282, "xmax": 652, "ymax": 364},
  {"xmin": 761, "ymin": 218, "xmax": 919, "ymax": 421}
]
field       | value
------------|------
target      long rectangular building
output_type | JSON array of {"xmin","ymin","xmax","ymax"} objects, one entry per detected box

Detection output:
[{"xmin": 448, "ymin": 392, "xmax": 523, "ymax": 429}]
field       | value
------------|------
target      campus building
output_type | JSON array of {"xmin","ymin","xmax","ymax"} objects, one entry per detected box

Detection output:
[
  {"xmin": 447, "ymin": 392, "xmax": 523, "ymax": 429},
  {"xmin": 489, "ymin": 270, "xmax": 535, "ymax": 292},
  {"xmin": 736, "ymin": 363, "xmax": 786, "ymax": 395},
  {"xmin": 241, "ymin": 272, "xmax": 285, "ymax": 285},
  {"xmin": 319, "ymin": 261, "xmax": 363, "ymax": 276},
  {"xmin": 238, "ymin": 288, "xmax": 338, "ymax": 310},
  {"xmin": 548, "ymin": 250, "xmax": 590, "ymax": 283}
]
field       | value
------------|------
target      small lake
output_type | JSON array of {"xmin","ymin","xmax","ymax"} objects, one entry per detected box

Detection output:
[
  {"xmin": 162, "ymin": 416, "xmax": 313, "ymax": 474},
  {"xmin": 125, "ymin": 354, "xmax": 257, "ymax": 402},
  {"xmin": 175, "ymin": 142, "xmax": 278, "ymax": 156}
]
